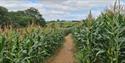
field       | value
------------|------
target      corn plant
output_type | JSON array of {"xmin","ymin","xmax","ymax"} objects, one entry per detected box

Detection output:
[
  {"xmin": 72, "ymin": 13, "xmax": 125, "ymax": 63},
  {"xmin": 0, "ymin": 35, "xmax": 5, "ymax": 63},
  {"xmin": 0, "ymin": 28, "xmax": 64, "ymax": 63}
]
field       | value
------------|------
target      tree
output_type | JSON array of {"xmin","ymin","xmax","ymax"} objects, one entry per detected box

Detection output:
[
  {"xmin": 25, "ymin": 7, "xmax": 46, "ymax": 26},
  {"xmin": 0, "ymin": 7, "xmax": 47, "ymax": 27},
  {"xmin": 0, "ymin": 6, "xmax": 8, "ymax": 26}
]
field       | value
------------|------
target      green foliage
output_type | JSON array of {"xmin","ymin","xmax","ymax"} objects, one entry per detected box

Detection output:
[
  {"xmin": 0, "ymin": 28, "xmax": 64, "ymax": 63},
  {"xmin": 0, "ymin": 6, "xmax": 8, "ymax": 26},
  {"xmin": 47, "ymin": 21, "xmax": 80, "ymax": 28},
  {"xmin": 25, "ymin": 7, "xmax": 46, "ymax": 26},
  {"xmin": 72, "ymin": 13, "xmax": 125, "ymax": 63},
  {"xmin": 0, "ymin": 6, "xmax": 46, "ymax": 27}
]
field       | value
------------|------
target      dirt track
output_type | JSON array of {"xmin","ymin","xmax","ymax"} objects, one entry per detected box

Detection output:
[{"xmin": 47, "ymin": 34, "xmax": 75, "ymax": 63}]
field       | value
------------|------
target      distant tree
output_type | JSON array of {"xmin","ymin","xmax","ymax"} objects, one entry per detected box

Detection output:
[
  {"xmin": 25, "ymin": 7, "xmax": 46, "ymax": 26},
  {"xmin": 57, "ymin": 19, "xmax": 60, "ymax": 22},
  {"xmin": 0, "ymin": 6, "xmax": 47, "ymax": 27},
  {"xmin": 0, "ymin": 6, "xmax": 8, "ymax": 26},
  {"xmin": 8, "ymin": 11, "xmax": 33, "ymax": 27}
]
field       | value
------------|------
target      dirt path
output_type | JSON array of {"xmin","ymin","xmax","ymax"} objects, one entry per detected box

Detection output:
[{"xmin": 47, "ymin": 34, "xmax": 75, "ymax": 63}]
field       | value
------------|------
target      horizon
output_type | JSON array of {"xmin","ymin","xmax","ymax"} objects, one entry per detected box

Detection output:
[{"xmin": 0, "ymin": 0, "xmax": 125, "ymax": 21}]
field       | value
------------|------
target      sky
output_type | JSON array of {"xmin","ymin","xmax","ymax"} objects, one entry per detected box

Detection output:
[{"xmin": 0, "ymin": 0, "xmax": 125, "ymax": 21}]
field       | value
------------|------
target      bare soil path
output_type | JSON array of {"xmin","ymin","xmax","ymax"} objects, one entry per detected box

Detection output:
[{"xmin": 47, "ymin": 34, "xmax": 75, "ymax": 63}]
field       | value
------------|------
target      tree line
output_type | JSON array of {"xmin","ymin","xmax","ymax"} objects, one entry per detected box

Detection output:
[{"xmin": 0, "ymin": 6, "xmax": 46, "ymax": 28}]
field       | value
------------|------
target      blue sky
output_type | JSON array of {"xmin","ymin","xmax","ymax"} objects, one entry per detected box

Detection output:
[{"xmin": 0, "ymin": 0, "xmax": 125, "ymax": 21}]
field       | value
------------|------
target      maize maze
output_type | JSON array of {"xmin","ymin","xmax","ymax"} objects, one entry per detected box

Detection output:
[
  {"xmin": 72, "ymin": 13, "xmax": 125, "ymax": 63},
  {"xmin": 0, "ymin": 12, "xmax": 125, "ymax": 63},
  {"xmin": 0, "ymin": 28, "xmax": 64, "ymax": 63}
]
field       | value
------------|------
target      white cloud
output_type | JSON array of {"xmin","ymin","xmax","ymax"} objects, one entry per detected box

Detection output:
[
  {"xmin": 0, "ymin": 0, "xmax": 119, "ymax": 20},
  {"xmin": 1, "ymin": 0, "xmax": 44, "ymax": 10}
]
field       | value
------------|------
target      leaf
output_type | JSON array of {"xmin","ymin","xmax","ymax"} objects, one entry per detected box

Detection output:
[{"xmin": 96, "ymin": 50, "xmax": 105, "ymax": 57}]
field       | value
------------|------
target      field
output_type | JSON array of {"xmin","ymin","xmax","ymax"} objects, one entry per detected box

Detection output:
[
  {"xmin": 0, "ymin": 12, "xmax": 125, "ymax": 63},
  {"xmin": 72, "ymin": 13, "xmax": 125, "ymax": 63},
  {"xmin": 0, "ymin": 0, "xmax": 125, "ymax": 63},
  {"xmin": 0, "ymin": 27, "xmax": 64, "ymax": 63}
]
